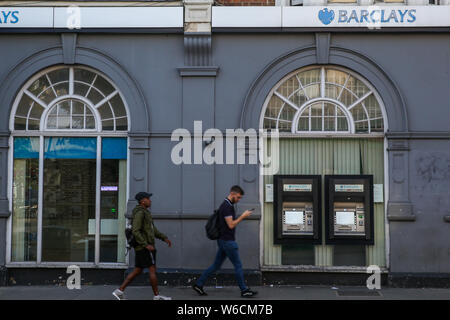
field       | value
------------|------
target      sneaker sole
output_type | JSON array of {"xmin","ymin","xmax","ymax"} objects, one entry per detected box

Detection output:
[
  {"xmin": 193, "ymin": 287, "xmax": 207, "ymax": 296},
  {"xmin": 112, "ymin": 292, "xmax": 125, "ymax": 300},
  {"xmin": 241, "ymin": 293, "xmax": 258, "ymax": 298}
]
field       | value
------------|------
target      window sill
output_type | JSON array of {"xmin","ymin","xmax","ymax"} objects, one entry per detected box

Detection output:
[{"xmin": 6, "ymin": 263, "xmax": 129, "ymax": 269}]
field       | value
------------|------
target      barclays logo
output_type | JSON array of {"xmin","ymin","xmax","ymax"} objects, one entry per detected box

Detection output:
[
  {"xmin": 0, "ymin": 10, "xmax": 19, "ymax": 24},
  {"xmin": 318, "ymin": 8, "xmax": 335, "ymax": 26},
  {"xmin": 318, "ymin": 7, "xmax": 417, "ymax": 26}
]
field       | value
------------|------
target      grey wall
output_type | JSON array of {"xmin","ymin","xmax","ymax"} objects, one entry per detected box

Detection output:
[
  {"xmin": 390, "ymin": 140, "xmax": 450, "ymax": 273},
  {"xmin": 0, "ymin": 31, "xmax": 449, "ymax": 274}
]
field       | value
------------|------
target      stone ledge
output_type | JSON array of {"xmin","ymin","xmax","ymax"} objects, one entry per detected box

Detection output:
[
  {"xmin": 178, "ymin": 66, "xmax": 219, "ymax": 77},
  {"xmin": 387, "ymin": 203, "xmax": 416, "ymax": 222}
]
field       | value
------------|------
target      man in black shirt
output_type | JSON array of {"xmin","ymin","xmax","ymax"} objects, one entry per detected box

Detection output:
[{"xmin": 193, "ymin": 185, "xmax": 257, "ymax": 298}]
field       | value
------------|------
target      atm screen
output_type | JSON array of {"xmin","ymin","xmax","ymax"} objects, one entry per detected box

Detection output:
[
  {"xmin": 284, "ymin": 211, "xmax": 304, "ymax": 225},
  {"xmin": 336, "ymin": 211, "xmax": 355, "ymax": 225}
]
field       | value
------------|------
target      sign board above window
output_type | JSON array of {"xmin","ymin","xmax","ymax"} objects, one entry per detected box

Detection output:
[
  {"xmin": 212, "ymin": 6, "xmax": 450, "ymax": 28},
  {"xmin": 0, "ymin": 7, "xmax": 183, "ymax": 28}
]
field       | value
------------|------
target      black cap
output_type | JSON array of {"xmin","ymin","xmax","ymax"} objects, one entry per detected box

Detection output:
[{"xmin": 135, "ymin": 192, "xmax": 152, "ymax": 202}]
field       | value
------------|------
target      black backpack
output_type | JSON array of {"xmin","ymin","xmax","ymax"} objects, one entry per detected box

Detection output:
[
  {"xmin": 125, "ymin": 212, "xmax": 138, "ymax": 250},
  {"xmin": 205, "ymin": 209, "xmax": 220, "ymax": 240},
  {"xmin": 125, "ymin": 227, "xmax": 138, "ymax": 249}
]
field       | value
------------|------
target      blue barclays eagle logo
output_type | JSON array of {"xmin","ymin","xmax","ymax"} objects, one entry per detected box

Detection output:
[{"xmin": 318, "ymin": 8, "xmax": 335, "ymax": 25}]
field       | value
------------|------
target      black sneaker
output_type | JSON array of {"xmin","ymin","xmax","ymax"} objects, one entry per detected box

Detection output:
[
  {"xmin": 241, "ymin": 288, "xmax": 258, "ymax": 298},
  {"xmin": 192, "ymin": 284, "xmax": 207, "ymax": 296}
]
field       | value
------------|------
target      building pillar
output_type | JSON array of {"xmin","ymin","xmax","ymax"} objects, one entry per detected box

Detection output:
[
  {"xmin": 127, "ymin": 134, "xmax": 151, "ymax": 217},
  {"xmin": 386, "ymin": 139, "xmax": 415, "ymax": 222},
  {"xmin": 184, "ymin": 0, "xmax": 213, "ymax": 34},
  {"xmin": 179, "ymin": 0, "xmax": 219, "ymax": 216}
]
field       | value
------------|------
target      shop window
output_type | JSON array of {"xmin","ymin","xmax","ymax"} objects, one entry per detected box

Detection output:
[
  {"xmin": 263, "ymin": 66, "xmax": 385, "ymax": 134},
  {"xmin": 11, "ymin": 137, "xmax": 39, "ymax": 262},
  {"xmin": 10, "ymin": 65, "xmax": 129, "ymax": 266}
]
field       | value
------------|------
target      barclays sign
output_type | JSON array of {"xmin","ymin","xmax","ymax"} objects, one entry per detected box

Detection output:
[
  {"xmin": 279, "ymin": 6, "xmax": 450, "ymax": 29},
  {"xmin": 0, "ymin": 7, "xmax": 53, "ymax": 28},
  {"xmin": 318, "ymin": 7, "xmax": 417, "ymax": 27},
  {"xmin": 0, "ymin": 10, "xmax": 19, "ymax": 24}
]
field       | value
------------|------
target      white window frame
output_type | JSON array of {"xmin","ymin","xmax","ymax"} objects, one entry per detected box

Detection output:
[{"xmin": 6, "ymin": 65, "xmax": 131, "ymax": 268}]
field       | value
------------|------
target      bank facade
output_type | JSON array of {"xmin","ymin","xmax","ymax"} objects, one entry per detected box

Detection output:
[{"xmin": 0, "ymin": 1, "xmax": 449, "ymax": 287}]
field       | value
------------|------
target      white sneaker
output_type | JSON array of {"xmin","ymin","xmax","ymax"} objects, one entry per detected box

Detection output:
[
  {"xmin": 153, "ymin": 294, "xmax": 172, "ymax": 300},
  {"xmin": 112, "ymin": 289, "xmax": 126, "ymax": 300}
]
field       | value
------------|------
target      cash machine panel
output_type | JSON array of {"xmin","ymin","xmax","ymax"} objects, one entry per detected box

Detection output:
[
  {"xmin": 274, "ymin": 175, "xmax": 321, "ymax": 244},
  {"xmin": 325, "ymin": 175, "xmax": 374, "ymax": 245}
]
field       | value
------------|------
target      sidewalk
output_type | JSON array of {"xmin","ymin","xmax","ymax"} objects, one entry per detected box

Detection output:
[{"xmin": 1, "ymin": 285, "xmax": 450, "ymax": 300}]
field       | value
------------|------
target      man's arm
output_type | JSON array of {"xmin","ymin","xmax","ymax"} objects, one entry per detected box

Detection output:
[
  {"xmin": 132, "ymin": 211, "xmax": 148, "ymax": 247},
  {"xmin": 151, "ymin": 220, "xmax": 172, "ymax": 247},
  {"xmin": 153, "ymin": 223, "xmax": 168, "ymax": 241},
  {"xmin": 224, "ymin": 210, "xmax": 252, "ymax": 229}
]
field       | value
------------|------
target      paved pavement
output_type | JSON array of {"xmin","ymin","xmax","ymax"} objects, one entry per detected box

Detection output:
[{"xmin": 1, "ymin": 285, "xmax": 450, "ymax": 300}]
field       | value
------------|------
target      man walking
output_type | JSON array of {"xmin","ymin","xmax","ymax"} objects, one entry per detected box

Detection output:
[
  {"xmin": 193, "ymin": 185, "xmax": 258, "ymax": 298},
  {"xmin": 113, "ymin": 192, "xmax": 172, "ymax": 300}
]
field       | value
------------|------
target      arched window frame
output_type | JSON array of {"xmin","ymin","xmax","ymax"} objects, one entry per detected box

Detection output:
[
  {"xmin": 9, "ymin": 65, "xmax": 130, "ymax": 135},
  {"xmin": 7, "ymin": 65, "xmax": 130, "ymax": 267},
  {"xmin": 261, "ymin": 66, "xmax": 388, "ymax": 136}
]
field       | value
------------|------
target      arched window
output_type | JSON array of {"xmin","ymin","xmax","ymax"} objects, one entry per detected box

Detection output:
[
  {"xmin": 262, "ymin": 66, "xmax": 385, "ymax": 134},
  {"xmin": 9, "ymin": 65, "xmax": 129, "ymax": 266},
  {"xmin": 12, "ymin": 66, "xmax": 128, "ymax": 132}
]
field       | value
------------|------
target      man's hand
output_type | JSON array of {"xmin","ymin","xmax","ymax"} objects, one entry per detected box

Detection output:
[
  {"xmin": 146, "ymin": 244, "xmax": 155, "ymax": 251},
  {"xmin": 241, "ymin": 210, "xmax": 253, "ymax": 218},
  {"xmin": 225, "ymin": 210, "xmax": 253, "ymax": 229},
  {"xmin": 164, "ymin": 238, "xmax": 172, "ymax": 248}
]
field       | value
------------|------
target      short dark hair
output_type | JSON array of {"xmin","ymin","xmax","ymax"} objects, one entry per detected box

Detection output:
[{"xmin": 230, "ymin": 185, "xmax": 244, "ymax": 195}]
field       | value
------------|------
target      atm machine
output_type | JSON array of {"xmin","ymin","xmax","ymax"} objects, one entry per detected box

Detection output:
[
  {"xmin": 273, "ymin": 175, "xmax": 321, "ymax": 244},
  {"xmin": 324, "ymin": 175, "xmax": 374, "ymax": 245}
]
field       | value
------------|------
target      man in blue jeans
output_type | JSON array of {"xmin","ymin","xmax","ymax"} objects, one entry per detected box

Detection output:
[{"xmin": 193, "ymin": 185, "xmax": 257, "ymax": 298}]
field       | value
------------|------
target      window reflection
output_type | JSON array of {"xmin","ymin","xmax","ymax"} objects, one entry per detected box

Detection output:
[
  {"xmin": 12, "ymin": 158, "xmax": 39, "ymax": 262},
  {"xmin": 42, "ymin": 137, "xmax": 97, "ymax": 262}
]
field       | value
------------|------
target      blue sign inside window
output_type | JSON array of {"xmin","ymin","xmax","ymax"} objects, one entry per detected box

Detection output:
[
  {"xmin": 14, "ymin": 137, "xmax": 40, "ymax": 159},
  {"xmin": 44, "ymin": 137, "xmax": 97, "ymax": 159},
  {"xmin": 102, "ymin": 138, "xmax": 127, "ymax": 159}
]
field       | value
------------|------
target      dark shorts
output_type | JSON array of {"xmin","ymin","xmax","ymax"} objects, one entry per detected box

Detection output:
[{"xmin": 135, "ymin": 249, "xmax": 157, "ymax": 268}]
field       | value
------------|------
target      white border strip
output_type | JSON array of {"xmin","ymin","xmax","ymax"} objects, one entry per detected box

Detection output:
[
  {"xmin": 0, "ymin": 7, "xmax": 183, "ymax": 29},
  {"xmin": 54, "ymin": 7, "xmax": 183, "ymax": 28},
  {"xmin": 212, "ymin": 7, "xmax": 282, "ymax": 28}
]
